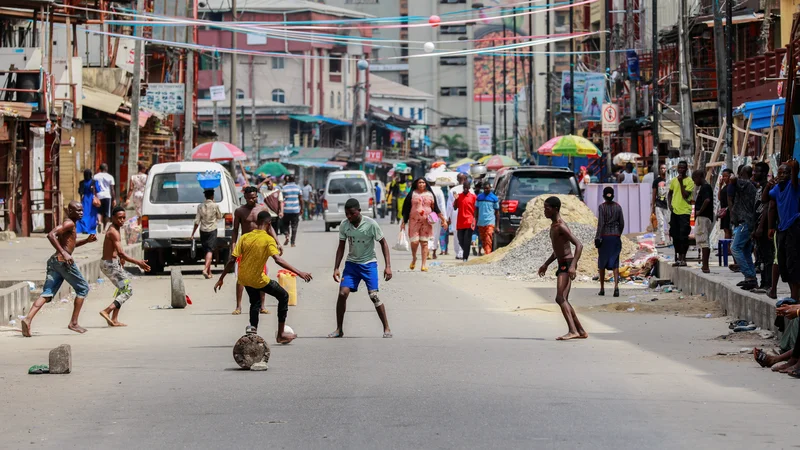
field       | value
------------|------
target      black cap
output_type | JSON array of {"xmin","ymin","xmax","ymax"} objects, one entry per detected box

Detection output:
[{"xmin": 603, "ymin": 186, "xmax": 615, "ymax": 200}]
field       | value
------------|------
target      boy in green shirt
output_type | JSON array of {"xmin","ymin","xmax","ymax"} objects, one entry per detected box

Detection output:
[{"xmin": 668, "ymin": 160, "xmax": 695, "ymax": 267}]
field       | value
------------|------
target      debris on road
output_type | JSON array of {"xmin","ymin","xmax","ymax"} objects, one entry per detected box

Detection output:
[{"xmin": 49, "ymin": 344, "xmax": 72, "ymax": 374}]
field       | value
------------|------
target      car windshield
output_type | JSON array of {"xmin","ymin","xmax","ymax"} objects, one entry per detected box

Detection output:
[
  {"xmin": 150, "ymin": 172, "xmax": 223, "ymax": 204},
  {"xmin": 508, "ymin": 173, "xmax": 578, "ymax": 201},
  {"xmin": 328, "ymin": 177, "xmax": 368, "ymax": 195}
]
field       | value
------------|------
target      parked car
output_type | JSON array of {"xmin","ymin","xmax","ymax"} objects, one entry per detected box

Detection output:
[
  {"xmin": 492, "ymin": 166, "xmax": 582, "ymax": 249},
  {"xmin": 141, "ymin": 161, "xmax": 238, "ymax": 273},
  {"xmin": 323, "ymin": 170, "xmax": 376, "ymax": 232}
]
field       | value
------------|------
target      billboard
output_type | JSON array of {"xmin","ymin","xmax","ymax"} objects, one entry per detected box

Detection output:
[
  {"xmin": 560, "ymin": 72, "xmax": 605, "ymax": 121},
  {"xmin": 473, "ymin": 2, "xmax": 528, "ymax": 102}
]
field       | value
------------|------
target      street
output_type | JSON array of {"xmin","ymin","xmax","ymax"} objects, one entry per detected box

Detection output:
[{"xmin": 1, "ymin": 219, "xmax": 799, "ymax": 450}]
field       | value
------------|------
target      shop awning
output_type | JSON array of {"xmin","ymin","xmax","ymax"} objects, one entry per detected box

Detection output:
[
  {"xmin": 285, "ymin": 158, "xmax": 344, "ymax": 169},
  {"xmin": 82, "ymin": 85, "xmax": 124, "ymax": 115},
  {"xmin": 701, "ymin": 12, "xmax": 764, "ymax": 27},
  {"xmin": 289, "ymin": 114, "xmax": 351, "ymax": 126},
  {"xmin": 734, "ymin": 98, "xmax": 785, "ymax": 130},
  {"xmin": 373, "ymin": 121, "xmax": 404, "ymax": 132}
]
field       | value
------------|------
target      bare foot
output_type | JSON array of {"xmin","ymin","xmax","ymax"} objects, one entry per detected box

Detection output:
[
  {"xmin": 556, "ymin": 332, "xmax": 581, "ymax": 341},
  {"xmin": 767, "ymin": 289, "xmax": 778, "ymax": 300},
  {"xmin": 774, "ymin": 358, "xmax": 798, "ymax": 373},
  {"xmin": 577, "ymin": 332, "xmax": 589, "ymax": 339},
  {"xmin": 21, "ymin": 319, "xmax": 31, "ymax": 337},
  {"xmin": 99, "ymin": 311, "xmax": 114, "ymax": 327},
  {"xmin": 112, "ymin": 321, "xmax": 127, "ymax": 327},
  {"xmin": 277, "ymin": 332, "xmax": 297, "ymax": 344},
  {"xmin": 68, "ymin": 324, "xmax": 87, "ymax": 334}
]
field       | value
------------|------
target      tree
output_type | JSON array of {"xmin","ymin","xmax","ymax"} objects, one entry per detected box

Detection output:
[{"xmin": 435, "ymin": 133, "xmax": 467, "ymax": 151}]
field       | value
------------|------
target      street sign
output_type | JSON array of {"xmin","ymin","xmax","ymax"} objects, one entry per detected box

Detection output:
[
  {"xmin": 434, "ymin": 147, "xmax": 450, "ymax": 158},
  {"xmin": 476, "ymin": 125, "xmax": 492, "ymax": 154},
  {"xmin": 209, "ymin": 85, "xmax": 226, "ymax": 102},
  {"xmin": 366, "ymin": 149, "xmax": 383, "ymax": 163},
  {"xmin": 602, "ymin": 103, "xmax": 619, "ymax": 132},
  {"xmin": 62, "ymin": 101, "xmax": 73, "ymax": 130},
  {"xmin": 602, "ymin": 133, "xmax": 611, "ymax": 153}
]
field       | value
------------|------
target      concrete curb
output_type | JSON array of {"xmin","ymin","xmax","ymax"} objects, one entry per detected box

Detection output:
[
  {"xmin": 658, "ymin": 262, "xmax": 776, "ymax": 331},
  {"xmin": 0, "ymin": 244, "xmax": 143, "ymax": 326}
]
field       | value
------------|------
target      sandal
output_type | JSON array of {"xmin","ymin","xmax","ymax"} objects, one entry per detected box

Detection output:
[
  {"xmin": 613, "ymin": 288, "xmax": 620, "ymax": 298},
  {"xmin": 409, "ymin": 262, "xmax": 416, "ymax": 270},
  {"xmin": 327, "ymin": 330, "xmax": 344, "ymax": 338},
  {"xmin": 260, "ymin": 309, "xmax": 270, "ymax": 315},
  {"xmin": 421, "ymin": 266, "xmax": 428, "ymax": 272},
  {"xmin": 753, "ymin": 348, "xmax": 771, "ymax": 368},
  {"xmin": 232, "ymin": 309, "xmax": 241, "ymax": 315},
  {"xmin": 383, "ymin": 331, "xmax": 393, "ymax": 338},
  {"xmin": 598, "ymin": 290, "xmax": 605, "ymax": 296}
]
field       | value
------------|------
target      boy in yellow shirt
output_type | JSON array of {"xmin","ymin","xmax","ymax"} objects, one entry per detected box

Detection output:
[
  {"xmin": 215, "ymin": 211, "xmax": 312, "ymax": 343},
  {"xmin": 668, "ymin": 160, "xmax": 695, "ymax": 267}
]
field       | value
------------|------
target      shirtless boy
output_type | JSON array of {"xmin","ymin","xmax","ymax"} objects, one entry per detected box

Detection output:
[
  {"xmin": 21, "ymin": 201, "xmax": 96, "ymax": 337},
  {"xmin": 231, "ymin": 186, "xmax": 283, "ymax": 315},
  {"xmin": 537, "ymin": 196, "xmax": 588, "ymax": 341},
  {"xmin": 98, "ymin": 207, "xmax": 151, "ymax": 327}
]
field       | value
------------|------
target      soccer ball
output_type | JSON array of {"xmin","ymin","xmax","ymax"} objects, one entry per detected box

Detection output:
[{"xmin": 284, "ymin": 325, "xmax": 295, "ymax": 336}]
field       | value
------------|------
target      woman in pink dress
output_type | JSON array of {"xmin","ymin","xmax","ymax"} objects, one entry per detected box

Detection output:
[{"xmin": 401, "ymin": 178, "xmax": 445, "ymax": 272}]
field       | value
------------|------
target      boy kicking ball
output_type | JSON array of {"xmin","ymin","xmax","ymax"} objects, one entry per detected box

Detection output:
[{"xmin": 329, "ymin": 199, "xmax": 393, "ymax": 339}]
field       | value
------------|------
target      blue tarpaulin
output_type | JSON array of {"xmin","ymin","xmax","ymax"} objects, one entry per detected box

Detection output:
[
  {"xmin": 290, "ymin": 115, "xmax": 351, "ymax": 126},
  {"xmin": 734, "ymin": 98, "xmax": 785, "ymax": 130}
]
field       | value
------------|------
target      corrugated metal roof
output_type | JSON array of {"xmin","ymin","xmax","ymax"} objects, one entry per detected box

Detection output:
[
  {"xmin": 81, "ymin": 85, "xmax": 123, "ymax": 115},
  {"xmin": 369, "ymin": 75, "xmax": 434, "ymax": 100},
  {"xmin": 734, "ymin": 98, "xmax": 784, "ymax": 130}
]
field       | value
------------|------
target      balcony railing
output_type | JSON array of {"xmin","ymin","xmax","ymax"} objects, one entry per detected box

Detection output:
[{"xmin": 732, "ymin": 48, "xmax": 786, "ymax": 104}]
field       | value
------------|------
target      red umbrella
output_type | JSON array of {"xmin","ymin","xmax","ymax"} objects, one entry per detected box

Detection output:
[
  {"xmin": 483, "ymin": 155, "xmax": 520, "ymax": 171},
  {"xmin": 190, "ymin": 141, "xmax": 247, "ymax": 161}
]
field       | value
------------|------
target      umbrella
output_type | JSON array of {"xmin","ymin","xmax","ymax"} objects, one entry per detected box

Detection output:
[
  {"xmin": 254, "ymin": 161, "xmax": 290, "ymax": 177},
  {"xmin": 448, "ymin": 157, "xmax": 476, "ymax": 169},
  {"xmin": 536, "ymin": 135, "xmax": 601, "ymax": 158},
  {"xmin": 455, "ymin": 163, "xmax": 473, "ymax": 174},
  {"xmin": 612, "ymin": 152, "xmax": 641, "ymax": 165},
  {"xmin": 191, "ymin": 141, "xmax": 247, "ymax": 161},
  {"xmin": 483, "ymin": 155, "xmax": 520, "ymax": 171}
]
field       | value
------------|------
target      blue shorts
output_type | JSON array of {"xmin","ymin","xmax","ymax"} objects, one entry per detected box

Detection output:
[
  {"xmin": 42, "ymin": 255, "xmax": 90, "ymax": 299},
  {"xmin": 340, "ymin": 261, "xmax": 379, "ymax": 293}
]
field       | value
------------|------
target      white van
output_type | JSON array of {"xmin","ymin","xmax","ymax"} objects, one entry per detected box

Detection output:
[
  {"xmin": 323, "ymin": 170, "xmax": 375, "ymax": 232},
  {"xmin": 141, "ymin": 161, "xmax": 238, "ymax": 273}
]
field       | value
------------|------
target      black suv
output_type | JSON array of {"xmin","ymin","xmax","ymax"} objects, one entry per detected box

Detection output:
[{"xmin": 492, "ymin": 166, "xmax": 582, "ymax": 248}]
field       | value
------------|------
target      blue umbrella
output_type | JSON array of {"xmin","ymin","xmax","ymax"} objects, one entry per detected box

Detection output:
[{"xmin": 455, "ymin": 163, "xmax": 472, "ymax": 173}]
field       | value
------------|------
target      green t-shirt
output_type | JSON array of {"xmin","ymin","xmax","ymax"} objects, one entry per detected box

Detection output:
[
  {"xmin": 669, "ymin": 176, "xmax": 695, "ymax": 216},
  {"xmin": 339, "ymin": 216, "xmax": 385, "ymax": 264}
]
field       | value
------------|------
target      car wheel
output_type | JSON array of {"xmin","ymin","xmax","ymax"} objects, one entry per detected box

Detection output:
[
  {"xmin": 145, "ymin": 250, "xmax": 164, "ymax": 275},
  {"xmin": 325, "ymin": 222, "xmax": 331, "ymax": 232}
]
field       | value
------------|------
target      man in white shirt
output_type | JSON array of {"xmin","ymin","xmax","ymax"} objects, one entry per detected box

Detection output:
[
  {"xmin": 301, "ymin": 180, "xmax": 313, "ymax": 221},
  {"xmin": 93, "ymin": 163, "xmax": 116, "ymax": 232}
]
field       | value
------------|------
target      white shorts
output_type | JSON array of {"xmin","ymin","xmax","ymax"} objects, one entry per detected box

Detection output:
[{"xmin": 694, "ymin": 217, "xmax": 713, "ymax": 249}]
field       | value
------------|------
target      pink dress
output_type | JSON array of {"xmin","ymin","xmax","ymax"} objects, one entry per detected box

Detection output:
[{"xmin": 408, "ymin": 190, "xmax": 435, "ymax": 242}]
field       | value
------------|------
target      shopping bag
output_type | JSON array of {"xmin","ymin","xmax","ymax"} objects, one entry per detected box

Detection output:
[{"xmin": 393, "ymin": 231, "xmax": 410, "ymax": 252}]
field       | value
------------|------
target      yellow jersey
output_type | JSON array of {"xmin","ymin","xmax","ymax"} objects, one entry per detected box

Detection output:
[{"xmin": 231, "ymin": 229, "xmax": 279, "ymax": 289}]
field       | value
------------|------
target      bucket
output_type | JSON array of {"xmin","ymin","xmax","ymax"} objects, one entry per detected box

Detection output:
[{"xmin": 278, "ymin": 270, "xmax": 298, "ymax": 306}]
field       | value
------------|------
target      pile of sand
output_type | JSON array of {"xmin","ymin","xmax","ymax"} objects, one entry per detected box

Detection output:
[{"xmin": 461, "ymin": 194, "xmax": 637, "ymax": 277}]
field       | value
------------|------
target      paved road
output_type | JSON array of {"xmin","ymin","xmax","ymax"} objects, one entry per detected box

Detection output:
[{"xmin": 2, "ymin": 219, "xmax": 799, "ymax": 449}]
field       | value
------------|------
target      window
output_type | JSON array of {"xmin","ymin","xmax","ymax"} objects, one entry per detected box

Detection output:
[
  {"xmin": 337, "ymin": 92, "xmax": 342, "ymax": 109},
  {"xmin": 508, "ymin": 173, "xmax": 578, "ymax": 203},
  {"xmin": 401, "ymin": 44, "xmax": 409, "ymax": 58},
  {"xmin": 418, "ymin": 109, "xmax": 423, "ymax": 121},
  {"xmin": 555, "ymin": 12, "xmax": 567, "ymax": 28},
  {"xmin": 388, "ymin": 107, "xmax": 394, "ymax": 113},
  {"xmin": 440, "ymin": 86, "xmax": 468, "ymax": 96},
  {"xmin": 440, "ymin": 56, "xmax": 467, "ymax": 66},
  {"xmin": 440, "ymin": 25, "xmax": 467, "ymax": 35},
  {"xmin": 440, "ymin": 117, "xmax": 468, "ymax": 127},
  {"xmin": 327, "ymin": 178, "xmax": 368, "ymax": 195},
  {"xmin": 329, "ymin": 55, "xmax": 342, "ymax": 74},
  {"xmin": 199, "ymin": 89, "xmax": 210, "ymax": 99},
  {"xmin": 150, "ymin": 173, "xmax": 223, "ymax": 204},
  {"xmin": 271, "ymin": 89, "xmax": 285, "ymax": 103},
  {"xmin": 272, "ymin": 57, "xmax": 285, "ymax": 69},
  {"xmin": 199, "ymin": 54, "xmax": 214, "ymax": 70},
  {"xmin": 398, "ymin": 107, "xmax": 404, "ymax": 117},
  {"xmin": 400, "ymin": 74, "xmax": 409, "ymax": 86},
  {"xmin": 410, "ymin": 107, "xmax": 415, "ymax": 119},
  {"xmin": 236, "ymin": 89, "xmax": 245, "ymax": 99},
  {"xmin": 439, "ymin": 0, "xmax": 466, "ymax": 3},
  {"xmin": 330, "ymin": 91, "xmax": 335, "ymax": 109}
]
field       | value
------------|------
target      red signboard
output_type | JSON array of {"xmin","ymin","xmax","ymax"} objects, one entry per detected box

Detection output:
[{"xmin": 366, "ymin": 150, "xmax": 383, "ymax": 163}]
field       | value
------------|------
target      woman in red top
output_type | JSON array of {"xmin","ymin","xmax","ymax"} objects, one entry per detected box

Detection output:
[
  {"xmin": 453, "ymin": 179, "xmax": 477, "ymax": 262},
  {"xmin": 401, "ymin": 178, "xmax": 444, "ymax": 271}
]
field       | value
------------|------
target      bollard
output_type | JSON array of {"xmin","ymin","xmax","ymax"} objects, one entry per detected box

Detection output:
[{"xmin": 171, "ymin": 269, "xmax": 187, "ymax": 309}]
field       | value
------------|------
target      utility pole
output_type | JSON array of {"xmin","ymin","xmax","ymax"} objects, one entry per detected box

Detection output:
[
  {"xmin": 230, "ymin": 0, "xmax": 238, "ymax": 147},
  {"xmin": 627, "ymin": 0, "xmax": 636, "ymax": 124},
  {"xmin": 492, "ymin": 38, "xmax": 497, "ymax": 155},
  {"xmin": 502, "ymin": 16, "xmax": 508, "ymax": 156},
  {"xmin": 184, "ymin": 48, "xmax": 195, "ymax": 159},
  {"xmin": 651, "ymin": 0, "xmax": 659, "ymax": 174},
  {"xmin": 604, "ymin": 0, "xmax": 612, "ymax": 176},
  {"xmin": 546, "ymin": 2, "xmax": 552, "ymax": 141},
  {"xmin": 513, "ymin": 32, "xmax": 519, "ymax": 161},
  {"xmin": 212, "ymin": 50, "xmax": 219, "ymax": 134},
  {"xmin": 527, "ymin": 8, "xmax": 534, "ymax": 157},
  {"xmin": 677, "ymin": 0, "xmax": 695, "ymax": 159},
  {"xmin": 128, "ymin": 0, "xmax": 143, "ymax": 185},
  {"xmin": 725, "ymin": 0, "xmax": 733, "ymax": 168},
  {"xmin": 250, "ymin": 55, "xmax": 258, "ymax": 160},
  {"xmin": 712, "ymin": 0, "xmax": 728, "ymax": 163},
  {"xmin": 569, "ymin": 0, "xmax": 575, "ymax": 136}
]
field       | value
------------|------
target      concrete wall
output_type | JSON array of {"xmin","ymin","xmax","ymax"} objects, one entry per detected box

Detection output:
[{"xmin": 0, "ymin": 244, "xmax": 143, "ymax": 326}]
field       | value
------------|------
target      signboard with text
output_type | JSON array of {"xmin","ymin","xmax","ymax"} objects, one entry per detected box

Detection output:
[
  {"xmin": 476, "ymin": 125, "xmax": 492, "ymax": 154},
  {"xmin": 601, "ymin": 103, "xmax": 619, "ymax": 132},
  {"xmin": 142, "ymin": 83, "xmax": 185, "ymax": 114},
  {"xmin": 366, "ymin": 149, "xmax": 383, "ymax": 163},
  {"xmin": 209, "ymin": 85, "xmax": 225, "ymax": 102}
]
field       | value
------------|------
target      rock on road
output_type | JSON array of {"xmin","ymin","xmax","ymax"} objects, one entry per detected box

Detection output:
[{"xmin": 1, "ymin": 219, "xmax": 798, "ymax": 449}]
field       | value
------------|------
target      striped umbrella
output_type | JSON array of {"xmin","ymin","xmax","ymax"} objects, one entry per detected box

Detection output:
[
  {"xmin": 191, "ymin": 141, "xmax": 247, "ymax": 161},
  {"xmin": 536, "ymin": 135, "xmax": 601, "ymax": 158},
  {"xmin": 483, "ymin": 155, "xmax": 520, "ymax": 170}
]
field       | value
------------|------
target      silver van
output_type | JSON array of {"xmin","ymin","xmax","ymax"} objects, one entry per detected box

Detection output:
[{"xmin": 323, "ymin": 170, "xmax": 375, "ymax": 232}]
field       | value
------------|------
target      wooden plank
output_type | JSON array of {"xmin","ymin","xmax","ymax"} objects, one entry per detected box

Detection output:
[
  {"xmin": 0, "ymin": 102, "xmax": 33, "ymax": 118},
  {"xmin": 739, "ymin": 114, "xmax": 753, "ymax": 158},
  {"xmin": 697, "ymin": 133, "xmax": 720, "ymax": 142},
  {"xmin": 732, "ymin": 124, "xmax": 767, "ymax": 137},
  {"xmin": 705, "ymin": 161, "xmax": 727, "ymax": 167},
  {"xmin": 761, "ymin": 104, "xmax": 778, "ymax": 162},
  {"xmin": 705, "ymin": 118, "xmax": 727, "ymax": 182}
]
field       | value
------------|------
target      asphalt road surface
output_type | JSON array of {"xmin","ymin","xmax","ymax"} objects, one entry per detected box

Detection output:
[{"xmin": 2, "ymin": 218, "xmax": 800, "ymax": 449}]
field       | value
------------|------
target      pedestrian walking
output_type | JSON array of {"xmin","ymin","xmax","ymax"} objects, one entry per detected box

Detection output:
[
  {"xmin": 718, "ymin": 168, "xmax": 734, "ymax": 240},
  {"xmin": 427, "ymin": 175, "xmax": 448, "ymax": 260},
  {"xmin": 301, "ymin": 180, "xmax": 313, "ymax": 221},
  {"xmin": 259, "ymin": 177, "xmax": 284, "ymax": 236},
  {"xmin": 215, "ymin": 211, "xmax": 312, "ymax": 342},
  {"xmin": 692, "ymin": 170, "xmax": 714, "ymax": 274},
  {"xmin": 127, "ymin": 163, "xmax": 148, "ymax": 223},
  {"xmin": 578, "ymin": 166, "xmax": 590, "ymax": 196},
  {"xmin": 618, "ymin": 162, "xmax": 639, "ymax": 184},
  {"xmin": 388, "ymin": 174, "xmax": 400, "ymax": 224},
  {"xmin": 475, "ymin": 182, "xmax": 499, "ymax": 255},
  {"xmin": 596, "ymin": 187, "xmax": 624, "ymax": 297},
  {"xmin": 328, "ymin": 199, "xmax": 392, "ymax": 339},
  {"xmin": 668, "ymin": 160, "xmax": 694, "ymax": 267},
  {"xmin": 440, "ymin": 186, "xmax": 451, "ymax": 255},
  {"xmin": 76, "ymin": 169, "xmax": 98, "ymax": 235},
  {"xmin": 538, "ymin": 196, "xmax": 588, "ymax": 341},
  {"xmin": 752, "ymin": 162, "xmax": 774, "ymax": 294},
  {"xmin": 453, "ymin": 178, "xmax": 477, "ymax": 262},
  {"xmin": 281, "ymin": 175, "xmax": 303, "ymax": 247},
  {"xmin": 98, "ymin": 207, "xmax": 151, "ymax": 328},
  {"xmin": 231, "ymin": 186, "xmax": 282, "ymax": 315},
  {"xmin": 651, "ymin": 164, "xmax": 670, "ymax": 247},
  {"xmin": 191, "ymin": 189, "xmax": 223, "ymax": 279},
  {"xmin": 93, "ymin": 163, "xmax": 116, "ymax": 233},
  {"xmin": 769, "ymin": 161, "xmax": 800, "ymax": 301},
  {"xmin": 401, "ymin": 178, "xmax": 444, "ymax": 272},
  {"xmin": 729, "ymin": 165, "xmax": 758, "ymax": 290},
  {"xmin": 21, "ymin": 201, "xmax": 95, "ymax": 337},
  {"xmin": 315, "ymin": 188, "xmax": 324, "ymax": 218}
]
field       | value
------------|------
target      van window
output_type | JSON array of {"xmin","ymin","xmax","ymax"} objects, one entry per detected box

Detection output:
[
  {"xmin": 150, "ymin": 172, "xmax": 224, "ymax": 204},
  {"xmin": 328, "ymin": 177, "xmax": 368, "ymax": 195},
  {"xmin": 508, "ymin": 173, "xmax": 577, "ymax": 202}
]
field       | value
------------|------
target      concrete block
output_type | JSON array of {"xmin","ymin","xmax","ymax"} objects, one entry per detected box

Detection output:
[
  {"xmin": 49, "ymin": 344, "xmax": 72, "ymax": 374},
  {"xmin": 0, "ymin": 231, "xmax": 16, "ymax": 241},
  {"xmin": 171, "ymin": 269, "xmax": 187, "ymax": 309}
]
